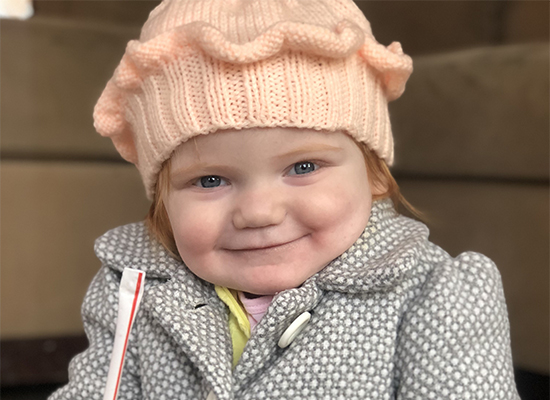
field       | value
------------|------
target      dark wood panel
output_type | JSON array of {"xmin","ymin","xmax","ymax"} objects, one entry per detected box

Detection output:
[
  {"xmin": 359, "ymin": 1, "xmax": 504, "ymax": 55},
  {"xmin": 34, "ymin": 0, "xmax": 160, "ymax": 26},
  {"xmin": 1, "ymin": 335, "xmax": 88, "ymax": 386},
  {"xmin": 31, "ymin": 1, "xmax": 548, "ymax": 56},
  {"xmin": 504, "ymin": 1, "xmax": 550, "ymax": 43}
]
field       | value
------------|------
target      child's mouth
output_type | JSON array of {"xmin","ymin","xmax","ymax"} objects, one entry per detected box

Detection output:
[{"xmin": 224, "ymin": 236, "xmax": 307, "ymax": 252}]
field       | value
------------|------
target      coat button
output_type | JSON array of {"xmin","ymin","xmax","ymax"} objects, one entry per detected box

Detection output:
[
  {"xmin": 278, "ymin": 311, "xmax": 311, "ymax": 348},
  {"xmin": 206, "ymin": 390, "xmax": 217, "ymax": 400}
]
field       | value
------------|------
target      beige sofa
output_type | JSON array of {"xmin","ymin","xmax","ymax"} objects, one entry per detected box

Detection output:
[{"xmin": 2, "ymin": 15, "xmax": 548, "ymax": 381}]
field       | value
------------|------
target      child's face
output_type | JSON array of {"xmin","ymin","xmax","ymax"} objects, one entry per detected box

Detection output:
[{"xmin": 164, "ymin": 127, "xmax": 377, "ymax": 295}]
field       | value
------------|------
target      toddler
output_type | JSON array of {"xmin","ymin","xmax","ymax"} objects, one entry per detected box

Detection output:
[{"xmin": 51, "ymin": 0, "xmax": 520, "ymax": 399}]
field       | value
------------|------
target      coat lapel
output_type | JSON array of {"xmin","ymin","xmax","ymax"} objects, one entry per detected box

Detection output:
[
  {"xmin": 233, "ymin": 200, "xmax": 430, "ymax": 392},
  {"xmin": 142, "ymin": 270, "xmax": 235, "ymax": 399},
  {"xmin": 96, "ymin": 223, "xmax": 235, "ymax": 398},
  {"xmin": 232, "ymin": 278, "xmax": 323, "ymax": 392},
  {"xmin": 95, "ymin": 199, "xmax": 431, "ymax": 398}
]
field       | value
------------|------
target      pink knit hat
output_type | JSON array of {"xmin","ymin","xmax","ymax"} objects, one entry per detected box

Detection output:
[{"xmin": 94, "ymin": 0, "xmax": 413, "ymax": 199}]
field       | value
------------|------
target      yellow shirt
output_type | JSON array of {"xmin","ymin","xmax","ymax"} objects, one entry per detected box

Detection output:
[{"xmin": 215, "ymin": 286, "xmax": 250, "ymax": 367}]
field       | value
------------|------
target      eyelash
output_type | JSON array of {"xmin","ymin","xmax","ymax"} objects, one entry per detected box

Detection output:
[
  {"xmin": 192, "ymin": 176, "xmax": 228, "ymax": 189},
  {"xmin": 191, "ymin": 161, "xmax": 322, "ymax": 189},
  {"xmin": 287, "ymin": 161, "xmax": 320, "ymax": 176}
]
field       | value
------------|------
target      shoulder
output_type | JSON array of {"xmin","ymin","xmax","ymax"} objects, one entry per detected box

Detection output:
[
  {"xmin": 446, "ymin": 251, "xmax": 504, "ymax": 296},
  {"xmin": 402, "ymin": 247, "xmax": 510, "ymax": 347},
  {"xmin": 405, "ymin": 244, "xmax": 506, "ymax": 315},
  {"xmin": 395, "ymin": 249, "xmax": 517, "ymax": 397},
  {"xmin": 416, "ymin": 248, "xmax": 505, "ymax": 307}
]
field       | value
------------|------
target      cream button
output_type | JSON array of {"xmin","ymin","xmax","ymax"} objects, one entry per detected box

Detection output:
[
  {"xmin": 206, "ymin": 390, "xmax": 217, "ymax": 400},
  {"xmin": 278, "ymin": 311, "xmax": 311, "ymax": 348}
]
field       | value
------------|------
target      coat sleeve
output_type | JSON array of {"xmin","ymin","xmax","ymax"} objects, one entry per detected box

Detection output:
[
  {"xmin": 49, "ymin": 266, "xmax": 142, "ymax": 400},
  {"xmin": 394, "ymin": 251, "xmax": 520, "ymax": 399}
]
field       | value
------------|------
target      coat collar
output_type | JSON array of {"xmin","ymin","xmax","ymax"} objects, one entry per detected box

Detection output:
[
  {"xmin": 94, "ymin": 199, "xmax": 430, "ymax": 397},
  {"xmin": 95, "ymin": 222, "xmax": 235, "ymax": 398},
  {"xmin": 316, "ymin": 198, "xmax": 430, "ymax": 293},
  {"xmin": 94, "ymin": 221, "xmax": 182, "ymax": 279},
  {"xmin": 94, "ymin": 198, "xmax": 430, "ymax": 295}
]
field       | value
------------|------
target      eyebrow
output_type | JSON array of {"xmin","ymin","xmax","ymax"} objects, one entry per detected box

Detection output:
[
  {"xmin": 170, "ymin": 143, "xmax": 343, "ymax": 180},
  {"xmin": 272, "ymin": 143, "xmax": 343, "ymax": 160},
  {"xmin": 170, "ymin": 163, "xmax": 234, "ymax": 181}
]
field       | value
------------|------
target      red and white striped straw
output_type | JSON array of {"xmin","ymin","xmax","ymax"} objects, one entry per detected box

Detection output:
[{"xmin": 103, "ymin": 268, "xmax": 145, "ymax": 400}]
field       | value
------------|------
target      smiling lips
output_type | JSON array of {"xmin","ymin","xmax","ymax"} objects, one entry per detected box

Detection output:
[{"xmin": 224, "ymin": 236, "xmax": 305, "ymax": 252}]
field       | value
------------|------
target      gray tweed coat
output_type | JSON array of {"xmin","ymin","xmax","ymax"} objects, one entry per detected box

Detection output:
[{"xmin": 50, "ymin": 200, "xmax": 519, "ymax": 400}]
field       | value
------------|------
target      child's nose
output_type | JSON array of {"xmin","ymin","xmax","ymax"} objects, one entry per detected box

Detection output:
[{"xmin": 232, "ymin": 185, "xmax": 286, "ymax": 229}]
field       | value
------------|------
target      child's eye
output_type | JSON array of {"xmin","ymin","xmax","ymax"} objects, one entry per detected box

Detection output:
[
  {"xmin": 288, "ymin": 161, "xmax": 319, "ymax": 176},
  {"xmin": 194, "ymin": 175, "xmax": 228, "ymax": 188}
]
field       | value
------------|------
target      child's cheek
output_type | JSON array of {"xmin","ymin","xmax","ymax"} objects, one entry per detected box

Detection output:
[
  {"xmin": 167, "ymin": 197, "xmax": 224, "ymax": 254},
  {"xmin": 297, "ymin": 181, "xmax": 371, "ymax": 230},
  {"xmin": 294, "ymin": 180, "xmax": 373, "ymax": 261}
]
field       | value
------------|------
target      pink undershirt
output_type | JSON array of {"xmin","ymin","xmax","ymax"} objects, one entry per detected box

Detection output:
[{"xmin": 238, "ymin": 292, "xmax": 274, "ymax": 331}]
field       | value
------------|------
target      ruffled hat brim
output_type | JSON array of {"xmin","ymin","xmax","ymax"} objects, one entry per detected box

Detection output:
[{"xmin": 94, "ymin": 18, "xmax": 411, "ymax": 165}]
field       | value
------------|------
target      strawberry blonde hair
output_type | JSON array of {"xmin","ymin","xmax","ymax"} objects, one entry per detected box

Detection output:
[{"xmin": 145, "ymin": 141, "xmax": 421, "ymax": 259}]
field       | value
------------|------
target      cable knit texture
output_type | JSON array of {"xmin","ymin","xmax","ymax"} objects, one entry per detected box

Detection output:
[{"xmin": 93, "ymin": 0, "xmax": 413, "ymax": 199}]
